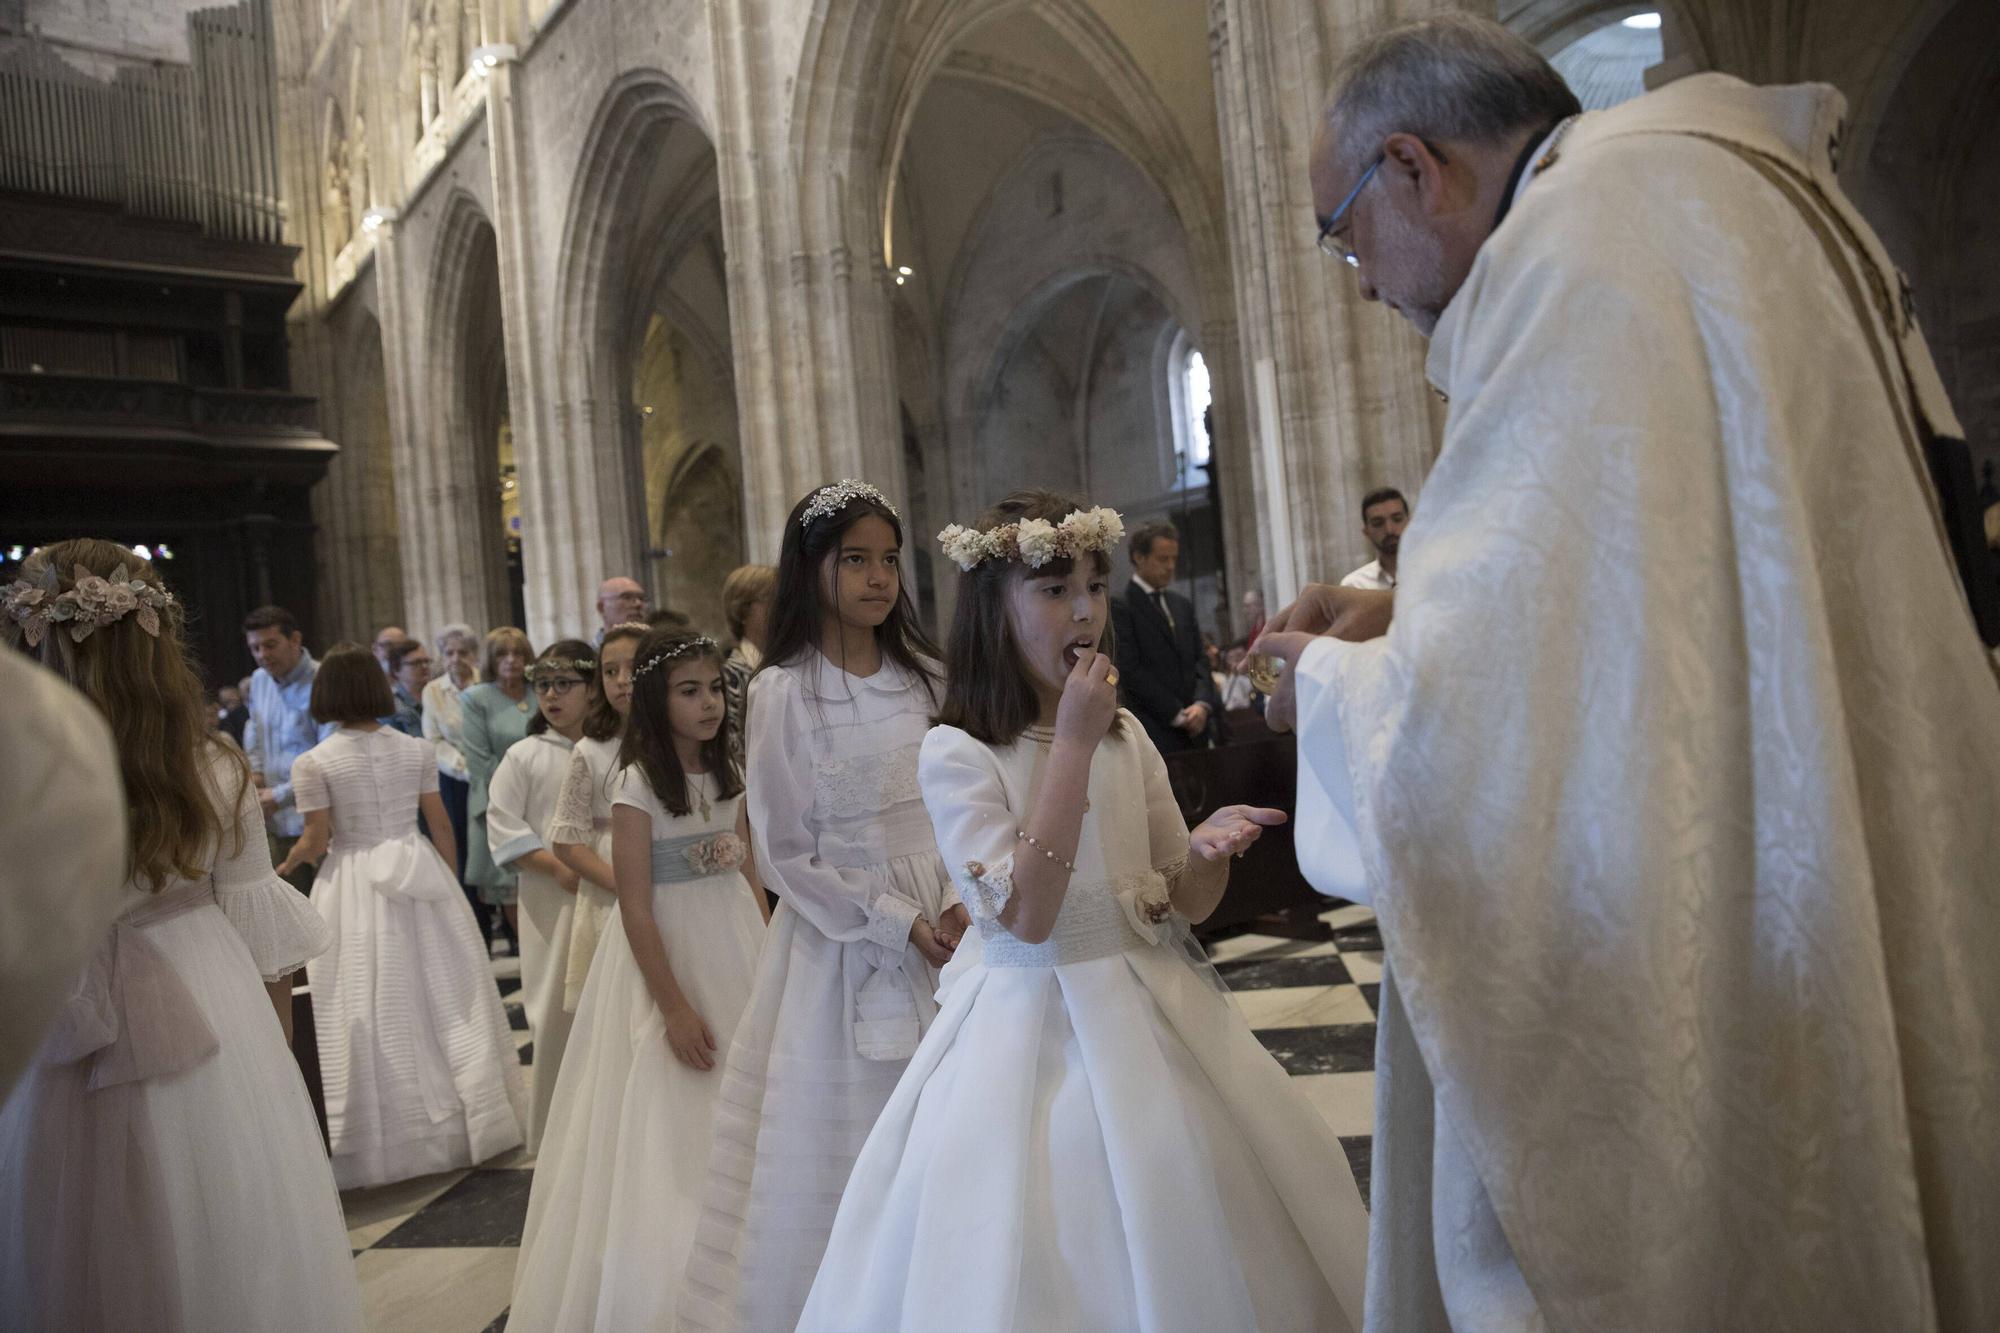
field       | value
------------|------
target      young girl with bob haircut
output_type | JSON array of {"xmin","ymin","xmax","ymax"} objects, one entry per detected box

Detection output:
[
  {"xmin": 550, "ymin": 620, "xmax": 646, "ymax": 1010},
  {"xmin": 0, "ymin": 539, "xmax": 361, "ymax": 1332},
  {"xmin": 679, "ymin": 481, "xmax": 966, "ymax": 1333},
  {"xmin": 796, "ymin": 490, "xmax": 1371, "ymax": 1333},
  {"xmin": 485, "ymin": 638, "xmax": 599, "ymax": 1149},
  {"xmin": 281, "ymin": 644, "xmax": 526, "ymax": 1189},
  {"xmin": 512, "ymin": 630, "xmax": 769, "ymax": 1331}
]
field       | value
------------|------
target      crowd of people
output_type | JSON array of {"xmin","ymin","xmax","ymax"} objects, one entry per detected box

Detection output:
[
  {"xmin": 4, "ymin": 13, "xmax": 1998, "ymax": 1333},
  {"xmin": 0, "ymin": 473, "xmax": 1363, "ymax": 1332}
]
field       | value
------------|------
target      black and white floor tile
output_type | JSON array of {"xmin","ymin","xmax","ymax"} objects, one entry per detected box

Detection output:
[{"xmin": 342, "ymin": 904, "xmax": 1383, "ymax": 1331}]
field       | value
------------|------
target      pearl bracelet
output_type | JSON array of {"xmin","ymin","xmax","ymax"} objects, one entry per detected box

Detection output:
[{"xmin": 1016, "ymin": 828, "xmax": 1076, "ymax": 872}]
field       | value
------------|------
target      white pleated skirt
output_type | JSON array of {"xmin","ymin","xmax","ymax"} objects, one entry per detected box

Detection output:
[
  {"xmin": 679, "ymin": 849, "xmax": 955, "ymax": 1333},
  {"xmin": 510, "ymin": 869, "xmax": 767, "ymax": 1332},
  {"xmin": 796, "ymin": 942, "xmax": 1370, "ymax": 1333},
  {"xmin": 308, "ymin": 833, "xmax": 526, "ymax": 1189}
]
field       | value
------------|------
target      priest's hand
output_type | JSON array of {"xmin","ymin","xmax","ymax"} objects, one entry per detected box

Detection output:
[
  {"xmin": 1255, "ymin": 630, "xmax": 1321, "ymax": 735},
  {"xmin": 1265, "ymin": 584, "xmax": 1392, "ymax": 641}
]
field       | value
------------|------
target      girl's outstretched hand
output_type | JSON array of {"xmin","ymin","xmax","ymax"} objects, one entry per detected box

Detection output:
[{"xmin": 1190, "ymin": 805, "xmax": 1288, "ymax": 862}]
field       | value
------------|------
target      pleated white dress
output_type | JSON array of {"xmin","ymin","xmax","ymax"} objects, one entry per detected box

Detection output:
[
  {"xmin": 487, "ymin": 729, "xmax": 578, "ymax": 1149},
  {"xmin": 511, "ymin": 767, "xmax": 767, "ymax": 1331},
  {"xmin": 293, "ymin": 726, "xmax": 526, "ymax": 1189},
  {"xmin": 0, "ymin": 748, "xmax": 363, "ymax": 1333},
  {"xmin": 551, "ymin": 735, "xmax": 620, "ymax": 1012},
  {"xmin": 796, "ymin": 716, "xmax": 1371, "ymax": 1333},
  {"xmin": 679, "ymin": 654, "xmax": 959, "ymax": 1333}
]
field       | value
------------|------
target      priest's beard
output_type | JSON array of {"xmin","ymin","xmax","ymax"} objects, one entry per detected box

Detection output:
[{"xmin": 1371, "ymin": 205, "xmax": 1453, "ymax": 339}]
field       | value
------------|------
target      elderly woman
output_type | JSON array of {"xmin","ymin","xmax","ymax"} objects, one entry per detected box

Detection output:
[
  {"xmin": 459, "ymin": 626, "xmax": 535, "ymax": 940},
  {"xmin": 384, "ymin": 638, "xmax": 431, "ymax": 737},
  {"xmin": 719, "ymin": 562, "xmax": 776, "ymax": 768}
]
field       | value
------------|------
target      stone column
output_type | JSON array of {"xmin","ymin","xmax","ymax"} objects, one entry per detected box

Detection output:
[
  {"xmin": 480, "ymin": 54, "xmax": 646, "ymax": 647},
  {"xmin": 1208, "ymin": 0, "xmax": 1468, "ymax": 601},
  {"xmin": 708, "ymin": 0, "xmax": 909, "ymax": 562}
]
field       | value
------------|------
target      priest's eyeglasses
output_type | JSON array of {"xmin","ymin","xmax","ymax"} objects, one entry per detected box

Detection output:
[{"xmin": 1316, "ymin": 155, "xmax": 1382, "ymax": 267}]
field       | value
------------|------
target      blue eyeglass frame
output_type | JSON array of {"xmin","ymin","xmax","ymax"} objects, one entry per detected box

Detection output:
[{"xmin": 1315, "ymin": 155, "xmax": 1383, "ymax": 267}]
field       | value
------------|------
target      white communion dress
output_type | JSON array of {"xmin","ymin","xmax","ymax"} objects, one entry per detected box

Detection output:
[
  {"xmin": 550, "ymin": 734, "xmax": 620, "ymax": 1012},
  {"xmin": 510, "ymin": 768, "xmax": 767, "ymax": 1332},
  {"xmin": 679, "ymin": 653, "xmax": 960, "ymax": 1333},
  {"xmin": 486, "ymin": 728, "xmax": 578, "ymax": 1149},
  {"xmin": 796, "ymin": 715, "xmax": 1371, "ymax": 1333},
  {"xmin": 293, "ymin": 725, "xmax": 526, "ymax": 1189},
  {"xmin": 0, "ymin": 748, "xmax": 363, "ymax": 1332}
]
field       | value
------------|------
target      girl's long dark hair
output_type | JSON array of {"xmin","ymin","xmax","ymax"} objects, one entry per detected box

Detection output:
[
  {"xmin": 934, "ymin": 489, "xmax": 1121, "ymax": 746},
  {"xmin": 758, "ymin": 483, "xmax": 941, "ymax": 704},
  {"xmin": 617, "ymin": 629, "xmax": 742, "ymax": 818},
  {"xmin": 524, "ymin": 638, "xmax": 599, "ymax": 737}
]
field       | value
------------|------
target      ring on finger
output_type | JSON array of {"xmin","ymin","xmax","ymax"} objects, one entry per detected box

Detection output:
[{"xmin": 1106, "ymin": 668, "xmax": 1120, "ymax": 686}]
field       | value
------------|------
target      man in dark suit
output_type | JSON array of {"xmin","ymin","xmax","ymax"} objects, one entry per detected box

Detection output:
[{"xmin": 1109, "ymin": 520, "xmax": 1221, "ymax": 754}]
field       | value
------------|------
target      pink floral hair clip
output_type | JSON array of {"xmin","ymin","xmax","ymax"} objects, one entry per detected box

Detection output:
[{"xmin": 3, "ymin": 561, "xmax": 175, "ymax": 648}]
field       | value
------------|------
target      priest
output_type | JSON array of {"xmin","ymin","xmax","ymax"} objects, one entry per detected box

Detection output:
[{"xmin": 1261, "ymin": 14, "xmax": 2000, "ymax": 1333}]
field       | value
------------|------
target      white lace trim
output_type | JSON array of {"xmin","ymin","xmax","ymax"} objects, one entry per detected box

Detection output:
[
  {"xmin": 547, "ymin": 748, "xmax": 596, "ymax": 847},
  {"xmin": 864, "ymin": 892, "xmax": 921, "ymax": 953},
  {"xmin": 957, "ymin": 854, "xmax": 1017, "ymax": 923},
  {"xmin": 812, "ymin": 743, "xmax": 922, "ymax": 820}
]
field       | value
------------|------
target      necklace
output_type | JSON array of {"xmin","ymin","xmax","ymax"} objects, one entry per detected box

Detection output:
[{"xmin": 693, "ymin": 772, "xmax": 712, "ymax": 822}]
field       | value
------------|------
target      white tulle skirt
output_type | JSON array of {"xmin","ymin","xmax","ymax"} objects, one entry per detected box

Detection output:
[
  {"xmin": 796, "ymin": 942, "xmax": 1370, "ymax": 1333},
  {"xmin": 0, "ymin": 900, "xmax": 363, "ymax": 1332},
  {"xmin": 679, "ymin": 848, "xmax": 956, "ymax": 1333},
  {"xmin": 510, "ymin": 870, "xmax": 767, "ymax": 1332},
  {"xmin": 308, "ymin": 832, "xmax": 526, "ymax": 1189}
]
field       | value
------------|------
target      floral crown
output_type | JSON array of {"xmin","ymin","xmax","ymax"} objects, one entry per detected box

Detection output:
[
  {"xmin": 526, "ymin": 655, "xmax": 596, "ymax": 682},
  {"xmin": 632, "ymin": 635, "xmax": 718, "ymax": 680},
  {"xmin": 801, "ymin": 480, "xmax": 898, "ymax": 528},
  {"xmin": 4, "ymin": 560, "xmax": 176, "ymax": 648},
  {"xmin": 936, "ymin": 506, "xmax": 1125, "ymax": 572}
]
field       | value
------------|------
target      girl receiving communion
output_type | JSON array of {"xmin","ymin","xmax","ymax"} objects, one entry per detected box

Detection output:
[
  {"xmin": 511, "ymin": 630, "xmax": 769, "ymax": 1331},
  {"xmin": 796, "ymin": 491, "xmax": 1371, "ymax": 1333},
  {"xmin": 680, "ymin": 481, "xmax": 965, "ymax": 1333}
]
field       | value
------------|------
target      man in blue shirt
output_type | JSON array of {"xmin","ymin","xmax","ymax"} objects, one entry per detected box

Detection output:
[{"xmin": 241, "ymin": 605, "xmax": 335, "ymax": 891}]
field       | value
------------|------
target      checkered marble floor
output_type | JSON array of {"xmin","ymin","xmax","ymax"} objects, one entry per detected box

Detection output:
[{"xmin": 342, "ymin": 903, "xmax": 1383, "ymax": 1332}]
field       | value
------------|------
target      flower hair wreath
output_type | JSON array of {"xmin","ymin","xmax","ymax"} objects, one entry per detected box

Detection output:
[
  {"xmin": 632, "ymin": 636, "xmax": 719, "ymax": 680},
  {"xmin": 526, "ymin": 655, "xmax": 596, "ymax": 682},
  {"xmin": 801, "ymin": 480, "xmax": 899, "ymax": 528},
  {"xmin": 3, "ymin": 560, "xmax": 176, "ymax": 648},
  {"xmin": 936, "ymin": 507, "xmax": 1126, "ymax": 572}
]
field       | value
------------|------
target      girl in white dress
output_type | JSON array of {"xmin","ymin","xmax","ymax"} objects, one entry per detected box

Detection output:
[
  {"xmin": 551, "ymin": 620, "xmax": 645, "ymax": 1011},
  {"xmin": 679, "ymin": 481, "xmax": 967, "ymax": 1333},
  {"xmin": 485, "ymin": 638, "xmax": 598, "ymax": 1149},
  {"xmin": 797, "ymin": 491, "xmax": 1372, "ymax": 1333},
  {"xmin": 512, "ymin": 630, "xmax": 770, "ymax": 1330},
  {"xmin": 0, "ymin": 539, "xmax": 362, "ymax": 1332},
  {"xmin": 279, "ymin": 645, "xmax": 527, "ymax": 1190}
]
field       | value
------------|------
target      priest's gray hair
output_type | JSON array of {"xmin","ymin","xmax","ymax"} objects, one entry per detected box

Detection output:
[{"xmin": 1324, "ymin": 13, "xmax": 1582, "ymax": 173}]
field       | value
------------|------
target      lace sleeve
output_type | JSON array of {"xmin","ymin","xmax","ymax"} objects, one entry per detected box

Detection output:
[
  {"xmin": 918, "ymin": 728, "xmax": 1024, "ymax": 928},
  {"xmin": 208, "ymin": 760, "xmax": 330, "ymax": 980},
  {"xmin": 548, "ymin": 748, "xmax": 595, "ymax": 847},
  {"xmin": 956, "ymin": 854, "xmax": 1017, "ymax": 924}
]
